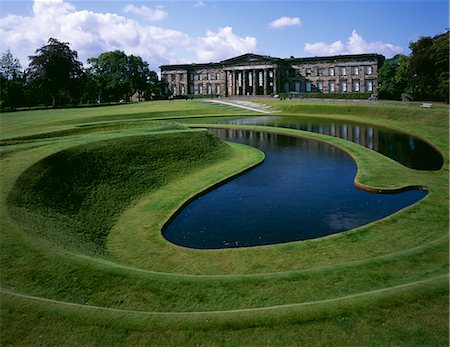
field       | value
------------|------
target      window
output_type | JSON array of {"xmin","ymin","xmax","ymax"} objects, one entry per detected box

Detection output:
[
  {"xmin": 365, "ymin": 66, "xmax": 373, "ymax": 75},
  {"xmin": 198, "ymin": 74, "xmax": 203, "ymax": 81},
  {"xmin": 269, "ymin": 70, "xmax": 274, "ymax": 78},
  {"xmin": 180, "ymin": 85, "xmax": 185, "ymax": 95},
  {"xmin": 352, "ymin": 66, "xmax": 359, "ymax": 75},
  {"xmin": 328, "ymin": 67, "xmax": 335, "ymax": 76},
  {"xmin": 171, "ymin": 74, "xmax": 176, "ymax": 82},
  {"xmin": 340, "ymin": 80, "xmax": 347, "ymax": 92},
  {"xmin": 207, "ymin": 84, "xmax": 212, "ymax": 94},
  {"xmin": 216, "ymin": 72, "xmax": 220, "ymax": 80},
  {"xmin": 352, "ymin": 81, "xmax": 360, "ymax": 92},
  {"xmin": 328, "ymin": 81, "xmax": 335, "ymax": 92},
  {"xmin": 317, "ymin": 68, "xmax": 324, "ymax": 77},
  {"xmin": 366, "ymin": 80, "xmax": 373, "ymax": 92},
  {"xmin": 259, "ymin": 71, "xmax": 263, "ymax": 86},
  {"xmin": 179, "ymin": 73, "xmax": 184, "ymax": 80},
  {"xmin": 306, "ymin": 68, "xmax": 311, "ymax": 77},
  {"xmin": 216, "ymin": 84, "xmax": 221, "ymax": 94},
  {"xmin": 207, "ymin": 73, "xmax": 211, "ymax": 80},
  {"xmin": 339, "ymin": 67, "xmax": 346, "ymax": 76},
  {"xmin": 317, "ymin": 80, "xmax": 323, "ymax": 92},
  {"xmin": 306, "ymin": 81, "xmax": 312, "ymax": 92},
  {"xmin": 198, "ymin": 84, "xmax": 203, "ymax": 94},
  {"xmin": 190, "ymin": 73, "xmax": 195, "ymax": 80},
  {"xmin": 189, "ymin": 84, "xmax": 194, "ymax": 94}
]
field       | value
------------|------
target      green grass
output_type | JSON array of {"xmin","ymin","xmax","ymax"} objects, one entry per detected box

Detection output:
[{"xmin": 0, "ymin": 100, "xmax": 448, "ymax": 346}]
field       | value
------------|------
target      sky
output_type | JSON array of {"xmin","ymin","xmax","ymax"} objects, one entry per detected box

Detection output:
[{"xmin": 1, "ymin": 0, "xmax": 448, "ymax": 72}]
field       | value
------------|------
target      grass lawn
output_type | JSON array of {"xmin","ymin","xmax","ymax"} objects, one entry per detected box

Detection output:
[{"xmin": 0, "ymin": 99, "xmax": 448, "ymax": 346}]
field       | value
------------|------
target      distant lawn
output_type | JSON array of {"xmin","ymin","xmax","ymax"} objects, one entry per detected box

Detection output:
[{"xmin": 0, "ymin": 100, "xmax": 448, "ymax": 346}]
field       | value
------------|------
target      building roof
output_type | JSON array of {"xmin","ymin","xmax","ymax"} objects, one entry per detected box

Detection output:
[{"xmin": 160, "ymin": 53, "xmax": 385, "ymax": 71}]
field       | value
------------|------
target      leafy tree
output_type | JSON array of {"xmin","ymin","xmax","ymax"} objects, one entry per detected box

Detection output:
[
  {"xmin": 378, "ymin": 54, "xmax": 410, "ymax": 100},
  {"xmin": 127, "ymin": 54, "xmax": 150, "ymax": 101},
  {"xmin": 26, "ymin": 38, "xmax": 83, "ymax": 107},
  {"xmin": 0, "ymin": 50, "xmax": 25, "ymax": 109},
  {"xmin": 88, "ymin": 50, "xmax": 156, "ymax": 102},
  {"xmin": 409, "ymin": 30, "xmax": 449, "ymax": 101},
  {"xmin": 88, "ymin": 51, "xmax": 129, "ymax": 102}
]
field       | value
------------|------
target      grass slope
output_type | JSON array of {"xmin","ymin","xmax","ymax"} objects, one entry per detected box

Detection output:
[{"xmin": 0, "ymin": 100, "xmax": 448, "ymax": 346}]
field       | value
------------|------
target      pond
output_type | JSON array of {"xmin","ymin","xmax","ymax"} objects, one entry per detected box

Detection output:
[
  {"xmin": 163, "ymin": 129, "xmax": 427, "ymax": 249},
  {"xmin": 208, "ymin": 116, "xmax": 443, "ymax": 171}
]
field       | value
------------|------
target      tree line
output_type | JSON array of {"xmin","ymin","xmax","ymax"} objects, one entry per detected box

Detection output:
[
  {"xmin": 0, "ymin": 38, "xmax": 163, "ymax": 110},
  {"xmin": 378, "ymin": 30, "xmax": 449, "ymax": 102}
]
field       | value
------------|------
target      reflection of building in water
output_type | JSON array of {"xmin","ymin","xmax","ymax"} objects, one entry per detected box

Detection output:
[{"xmin": 161, "ymin": 53, "xmax": 384, "ymax": 97}]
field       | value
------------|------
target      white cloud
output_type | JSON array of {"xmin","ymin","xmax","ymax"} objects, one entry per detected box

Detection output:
[
  {"xmin": 194, "ymin": 1, "xmax": 206, "ymax": 8},
  {"xmin": 269, "ymin": 16, "xmax": 301, "ymax": 29},
  {"xmin": 192, "ymin": 27, "xmax": 257, "ymax": 62},
  {"xmin": 123, "ymin": 4, "xmax": 167, "ymax": 22},
  {"xmin": 0, "ymin": 0, "xmax": 257, "ymax": 71},
  {"xmin": 304, "ymin": 30, "xmax": 403, "ymax": 58}
]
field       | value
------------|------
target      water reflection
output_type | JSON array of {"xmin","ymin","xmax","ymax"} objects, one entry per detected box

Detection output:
[
  {"xmin": 211, "ymin": 116, "xmax": 443, "ymax": 170},
  {"xmin": 163, "ymin": 129, "xmax": 426, "ymax": 249}
]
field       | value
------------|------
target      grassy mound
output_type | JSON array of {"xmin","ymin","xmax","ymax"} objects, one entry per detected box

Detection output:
[
  {"xmin": 7, "ymin": 129, "xmax": 233, "ymax": 254},
  {"xmin": 0, "ymin": 100, "xmax": 448, "ymax": 346}
]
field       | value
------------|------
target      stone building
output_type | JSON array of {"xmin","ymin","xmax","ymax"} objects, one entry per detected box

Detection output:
[{"xmin": 160, "ymin": 53, "xmax": 384, "ymax": 97}]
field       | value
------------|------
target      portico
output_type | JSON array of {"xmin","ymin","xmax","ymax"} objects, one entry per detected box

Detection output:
[{"xmin": 224, "ymin": 66, "xmax": 278, "ymax": 96}]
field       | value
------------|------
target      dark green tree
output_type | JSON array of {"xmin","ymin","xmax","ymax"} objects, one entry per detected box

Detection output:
[
  {"xmin": 26, "ymin": 38, "xmax": 83, "ymax": 107},
  {"xmin": 378, "ymin": 54, "xmax": 411, "ymax": 100},
  {"xmin": 88, "ymin": 51, "xmax": 130, "ymax": 102},
  {"xmin": 127, "ymin": 54, "xmax": 150, "ymax": 101},
  {"xmin": 409, "ymin": 30, "xmax": 449, "ymax": 101},
  {"xmin": 88, "ymin": 51, "xmax": 156, "ymax": 102},
  {"xmin": 0, "ymin": 50, "xmax": 25, "ymax": 109}
]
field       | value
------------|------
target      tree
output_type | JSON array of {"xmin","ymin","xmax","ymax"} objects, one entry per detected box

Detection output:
[
  {"xmin": 26, "ymin": 38, "xmax": 83, "ymax": 107},
  {"xmin": 88, "ymin": 51, "xmax": 155, "ymax": 102},
  {"xmin": 378, "ymin": 54, "xmax": 410, "ymax": 100},
  {"xmin": 409, "ymin": 30, "xmax": 449, "ymax": 101},
  {"xmin": 88, "ymin": 51, "xmax": 130, "ymax": 102},
  {"xmin": 0, "ymin": 50, "xmax": 24, "ymax": 109},
  {"xmin": 127, "ymin": 55, "xmax": 150, "ymax": 101}
]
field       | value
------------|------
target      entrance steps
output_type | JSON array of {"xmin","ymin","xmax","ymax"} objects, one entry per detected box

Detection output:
[{"xmin": 202, "ymin": 98, "xmax": 280, "ymax": 114}]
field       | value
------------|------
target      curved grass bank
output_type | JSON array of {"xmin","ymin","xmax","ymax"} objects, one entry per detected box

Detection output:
[{"xmin": 0, "ymin": 100, "xmax": 448, "ymax": 346}]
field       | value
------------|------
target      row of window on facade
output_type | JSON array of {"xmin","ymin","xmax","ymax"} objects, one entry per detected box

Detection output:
[
  {"xmin": 304, "ymin": 65, "xmax": 373, "ymax": 77},
  {"xmin": 303, "ymin": 80, "xmax": 374, "ymax": 93},
  {"xmin": 166, "ymin": 66, "xmax": 373, "ymax": 82},
  {"xmin": 166, "ymin": 72, "xmax": 222, "ymax": 82},
  {"xmin": 171, "ymin": 84, "xmax": 222, "ymax": 95}
]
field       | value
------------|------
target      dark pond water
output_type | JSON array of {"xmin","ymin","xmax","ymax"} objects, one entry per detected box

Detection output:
[
  {"xmin": 198, "ymin": 115, "xmax": 442, "ymax": 170},
  {"xmin": 163, "ymin": 129, "xmax": 427, "ymax": 249}
]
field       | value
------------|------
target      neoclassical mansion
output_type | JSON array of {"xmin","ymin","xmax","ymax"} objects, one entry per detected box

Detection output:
[{"xmin": 160, "ymin": 53, "xmax": 385, "ymax": 97}]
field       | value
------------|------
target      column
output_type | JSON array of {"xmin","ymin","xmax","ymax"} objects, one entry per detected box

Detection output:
[
  {"xmin": 273, "ymin": 68, "xmax": 277, "ymax": 94},
  {"xmin": 231, "ymin": 70, "xmax": 236, "ymax": 96},
  {"xmin": 252, "ymin": 70, "xmax": 256, "ymax": 95},
  {"xmin": 242, "ymin": 70, "xmax": 247, "ymax": 95},
  {"xmin": 263, "ymin": 69, "xmax": 267, "ymax": 95}
]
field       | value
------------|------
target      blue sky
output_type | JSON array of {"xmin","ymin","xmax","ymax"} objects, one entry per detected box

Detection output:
[{"xmin": 1, "ymin": 0, "xmax": 448, "ymax": 71}]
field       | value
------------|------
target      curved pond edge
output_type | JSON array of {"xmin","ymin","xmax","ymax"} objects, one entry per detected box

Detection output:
[
  {"xmin": 188, "ymin": 124, "xmax": 430, "ymax": 194},
  {"xmin": 206, "ymin": 114, "xmax": 445, "ymax": 171},
  {"xmin": 160, "ymin": 141, "xmax": 266, "ymax": 236},
  {"xmin": 160, "ymin": 124, "xmax": 429, "ymax": 251}
]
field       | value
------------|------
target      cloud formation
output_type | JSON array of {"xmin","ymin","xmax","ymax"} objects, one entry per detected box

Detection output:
[
  {"xmin": 194, "ymin": 1, "xmax": 206, "ymax": 8},
  {"xmin": 0, "ymin": 0, "xmax": 257, "ymax": 70},
  {"xmin": 269, "ymin": 16, "xmax": 301, "ymax": 29},
  {"xmin": 194, "ymin": 27, "xmax": 257, "ymax": 62},
  {"xmin": 123, "ymin": 4, "xmax": 168, "ymax": 22},
  {"xmin": 304, "ymin": 30, "xmax": 402, "ymax": 57}
]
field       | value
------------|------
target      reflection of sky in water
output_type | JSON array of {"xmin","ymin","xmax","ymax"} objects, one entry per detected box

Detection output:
[
  {"xmin": 211, "ymin": 116, "xmax": 443, "ymax": 170},
  {"xmin": 163, "ymin": 130, "xmax": 427, "ymax": 249}
]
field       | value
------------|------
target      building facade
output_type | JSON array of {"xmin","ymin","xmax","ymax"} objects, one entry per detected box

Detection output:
[{"xmin": 160, "ymin": 53, "xmax": 384, "ymax": 97}]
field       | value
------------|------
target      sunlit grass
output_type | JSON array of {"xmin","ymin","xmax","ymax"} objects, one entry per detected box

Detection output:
[{"xmin": 0, "ymin": 100, "xmax": 448, "ymax": 346}]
